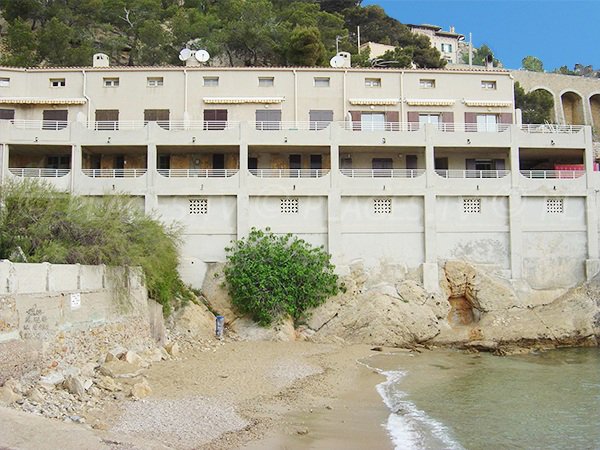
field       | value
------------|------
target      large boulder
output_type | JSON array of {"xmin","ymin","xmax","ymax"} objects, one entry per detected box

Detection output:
[
  {"xmin": 201, "ymin": 263, "xmax": 239, "ymax": 323},
  {"xmin": 229, "ymin": 316, "xmax": 296, "ymax": 342},
  {"xmin": 171, "ymin": 302, "xmax": 216, "ymax": 339}
]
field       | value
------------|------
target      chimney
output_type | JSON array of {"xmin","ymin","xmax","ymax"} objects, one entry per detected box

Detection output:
[
  {"xmin": 450, "ymin": 26, "xmax": 455, "ymax": 33},
  {"xmin": 93, "ymin": 53, "xmax": 109, "ymax": 68},
  {"xmin": 485, "ymin": 54, "xmax": 494, "ymax": 69}
]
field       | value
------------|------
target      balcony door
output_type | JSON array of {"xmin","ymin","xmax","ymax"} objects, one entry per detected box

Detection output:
[
  {"xmin": 144, "ymin": 109, "xmax": 170, "ymax": 130},
  {"xmin": 476, "ymin": 114, "xmax": 498, "ymax": 132},
  {"xmin": 255, "ymin": 110, "xmax": 281, "ymax": 130},
  {"xmin": 204, "ymin": 109, "xmax": 227, "ymax": 130},
  {"xmin": 95, "ymin": 109, "xmax": 119, "ymax": 130},
  {"xmin": 42, "ymin": 110, "xmax": 68, "ymax": 130},
  {"xmin": 309, "ymin": 110, "xmax": 333, "ymax": 130},
  {"xmin": 361, "ymin": 112, "xmax": 385, "ymax": 131}
]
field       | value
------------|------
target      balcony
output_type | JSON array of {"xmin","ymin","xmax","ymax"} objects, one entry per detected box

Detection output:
[
  {"xmin": 517, "ymin": 124, "xmax": 586, "ymax": 148},
  {"xmin": 247, "ymin": 168, "xmax": 330, "ymax": 193},
  {"xmin": 340, "ymin": 168, "xmax": 424, "ymax": 178},
  {"xmin": 86, "ymin": 120, "xmax": 240, "ymax": 131},
  {"xmin": 8, "ymin": 167, "xmax": 71, "ymax": 190},
  {"xmin": 519, "ymin": 170, "xmax": 586, "ymax": 192},
  {"xmin": 79, "ymin": 168, "xmax": 148, "ymax": 194},
  {"xmin": 82, "ymin": 168, "xmax": 147, "ymax": 178},
  {"xmin": 250, "ymin": 168, "xmax": 329, "ymax": 178},
  {"xmin": 434, "ymin": 169, "xmax": 511, "ymax": 192},
  {"xmin": 6, "ymin": 120, "xmax": 71, "ymax": 142},
  {"xmin": 339, "ymin": 168, "xmax": 426, "ymax": 192},
  {"xmin": 435, "ymin": 169, "xmax": 510, "ymax": 178},
  {"xmin": 519, "ymin": 170, "xmax": 584, "ymax": 179},
  {"xmin": 154, "ymin": 168, "xmax": 240, "ymax": 194},
  {"xmin": 157, "ymin": 169, "xmax": 239, "ymax": 178}
]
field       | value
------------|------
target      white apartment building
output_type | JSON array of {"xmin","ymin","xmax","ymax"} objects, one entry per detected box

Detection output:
[
  {"xmin": 407, "ymin": 24, "xmax": 465, "ymax": 64},
  {"xmin": 0, "ymin": 57, "xmax": 597, "ymax": 293}
]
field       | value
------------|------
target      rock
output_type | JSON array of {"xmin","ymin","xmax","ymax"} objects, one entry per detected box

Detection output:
[
  {"xmin": 201, "ymin": 263, "xmax": 239, "ymax": 323},
  {"xmin": 99, "ymin": 361, "xmax": 145, "ymax": 379},
  {"xmin": 63, "ymin": 376, "xmax": 85, "ymax": 397},
  {"xmin": 296, "ymin": 428, "xmax": 309, "ymax": 435},
  {"xmin": 39, "ymin": 372, "xmax": 65, "ymax": 386},
  {"xmin": 164, "ymin": 342, "xmax": 180, "ymax": 357},
  {"xmin": 96, "ymin": 376, "xmax": 122, "ymax": 392},
  {"xmin": 105, "ymin": 346, "xmax": 127, "ymax": 363},
  {"xmin": 0, "ymin": 385, "xmax": 21, "ymax": 405},
  {"xmin": 3, "ymin": 378, "xmax": 23, "ymax": 394},
  {"xmin": 123, "ymin": 350, "xmax": 143, "ymax": 366},
  {"xmin": 130, "ymin": 378, "xmax": 152, "ymax": 399},
  {"xmin": 140, "ymin": 348, "xmax": 164, "ymax": 363},
  {"xmin": 229, "ymin": 316, "xmax": 296, "ymax": 342},
  {"xmin": 80, "ymin": 362, "xmax": 98, "ymax": 377},
  {"xmin": 26, "ymin": 387, "xmax": 45, "ymax": 403},
  {"xmin": 171, "ymin": 302, "xmax": 216, "ymax": 339}
]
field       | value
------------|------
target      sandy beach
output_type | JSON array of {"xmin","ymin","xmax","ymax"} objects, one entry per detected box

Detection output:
[{"xmin": 0, "ymin": 341, "xmax": 395, "ymax": 450}]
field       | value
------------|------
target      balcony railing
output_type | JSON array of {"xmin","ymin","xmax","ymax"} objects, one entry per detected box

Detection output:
[
  {"xmin": 86, "ymin": 121, "xmax": 240, "ymax": 131},
  {"xmin": 9, "ymin": 167, "xmax": 70, "ymax": 177},
  {"xmin": 10, "ymin": 120, "xmax": 68, "ymax": 130},
  {"xmin": 435, "ymin": 169, "xmax": 510, "ymax": 178},
  {"xmin": 251, "ymin": 121, "xmax": 332, "ymax": 131},
  {"xmin": 340, "ymin": 168, "xmax": 424, "ymax": 178},
  {"xmin": 82, "ymin": 168, "xmax": 147, "ymax": 178},
  {"xmin": 158, "ymin": 169, "xmax": 239, "ymax": 178},
  {"xmin": 520, "ymin": 124, "xmax": 584, "ymax": 134},
  {"xmin": 339, "ymin": 121, "xmax": 418, "ymax": 132},
  {"xmin": 86, "ymin": 121, "xmax": 146, "ymax": 130},
  {"xmin": 250, "ymin": 168, "xmax": 329, "ymax": 178},
  {"xmin": 437, "ymin": 123, "xmax": 511, "ymax": 133},
  {"xmin": 520, "ymin": 170, "xmax": 585, "ymax": 179}
]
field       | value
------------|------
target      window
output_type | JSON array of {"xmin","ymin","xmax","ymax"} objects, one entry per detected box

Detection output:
[
  {"xmin": 419, "ymin": 79, "xmax": 436, "ymax": 89},
  {"xmin": 546, "ymin": 198, "xmax": 564, "ymax": 214},
  {"xmin": 476, "ymin": 114, "xmax": 498, "ymax": 132},
  {"xmin": 258, "ymin": 77, "xmax": 274, "ymax": 87},
  {"xmin": 203, "ymin": 76, "xmax": 219, "ymax": 87},
  {"xmin": 0, "ymin": 109, "xmax": 15, "ymax": 120},
  {"xmin": 47, "ymin": 155, "xmax": 70, "ymax": 170},
  {"xmin": 463, "ymin": 198, "xmax": 481, "ymax": 214},
  {"xmin": 280, "ymin": 198, "xmax": 299, "ymax": 214},
  {"xmin": 147, "ymin": 77, "xmax": 164, "ymax": 87},
  {"xmin": 255, "ymin": 109, "xmax": 282, "ymax": 130},
  {"xmin": 0, "ymin": 78, "xmax": 9, "ymax": 87},
  {"xmin": 441, "ymin": 43, "xmax": 453, "ymax": 53},
  {"xmin": 419, "ymin": 114, "xmax": 440, "ymax": 125},
  {"xmin": 189, "ymin": 199, "xmax": 208, "ymax": 215},
  {"xmin": 42, "ymin": 110, "xmax": 68, "ymax": 130},
  {"xmin": 314, "ymin": 77, "xmax": 330, "ymax": 87},
  {"xmin": 373, "ymin": 198, "xmax": 392, "ymax": 214},
  {"xmin": 481, "ymin": 80, "xmax": 497, "ymax": 90},
  {"xmin": 361, "ymin": 112, "xmax": 385, "ymax": 131},
  {"xmin": 365, "ymin": 78, "xmax": 381, "ymax": 87},
  {"xmin": 144, "ymin": 109, "xmax": 170, "ymax": 130},
  {"xmin": 95, "ymin": 110, "xmax": 119, "ymax": 130},
  {"xmin": 50, "ymin": 78, "xmax": 66, "ymax": 87},
  {"xmin": 309, "ymin": 110, "xmax": 333, "ymax": 130},
  {"xmin": 203, "ymin": 109, "xmax": 228, "ymax": 130},
  {"xmin": 103, "ymin": 77, "xmax": 119, "ymax": 87}
]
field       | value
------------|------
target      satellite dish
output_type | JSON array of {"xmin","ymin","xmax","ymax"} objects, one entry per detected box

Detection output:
[
  {"xmin": 179, "ymin": 48, "xmax": 192, "ymax": 61},
  {"xmin": 195, "ymin": 49, "xmax": 210, "ymax": 63},
  {"xmin": 330, "ymin": 55, "xmax": 344, "ymax": 68}
]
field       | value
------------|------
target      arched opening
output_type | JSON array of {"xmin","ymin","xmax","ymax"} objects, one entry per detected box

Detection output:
[
  {"xmin": 561, "ymin": 91, "xmax": 584, "ymax": 125},
  {"xmin": 590, "ymin": 94, "xmax": 600, "ymax": 132}
]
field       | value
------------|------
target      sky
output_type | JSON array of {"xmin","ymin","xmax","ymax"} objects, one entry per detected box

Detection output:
[{"xmin": 362, "ymin": 0, "xmax": 599, "ymax": 71}]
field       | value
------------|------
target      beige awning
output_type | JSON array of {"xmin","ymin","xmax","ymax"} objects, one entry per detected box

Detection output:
[
  {"xmin": 463, "ymin": 100, "xmax": 512, "ymax": 107},
  {"xmin": 404, "ymin": 98, "xmax": 455, "ymax": 106},
  {"xmin": 203, "ymin": 97, "xmax": 285, "ymax": 104},
  {"xmin": 348, "ymin": 98, "xmax": 400, "ymax": 106},
  {"xmin": 0, "ymin": 97, "xmax": 87, "ymax": 105}
]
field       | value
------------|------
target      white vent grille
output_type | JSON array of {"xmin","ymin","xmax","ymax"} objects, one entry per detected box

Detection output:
[
  {"xmin": 189, "ymin": 198, "xmax": 208, "ymax": 215},
  {"xmin": 546, "ymin": 198, "xmax": 564, "ymax": 214},
  {"xmin": 280, "ymin": 198, "xmax": 299, "ymax": 214},
  {"xmin": 374, "ymin": 198, "xmax": 392, "ymax": 214},
  {"xmin": 463, "ymin": 198, "xmax": 481, "ymax": 214}
]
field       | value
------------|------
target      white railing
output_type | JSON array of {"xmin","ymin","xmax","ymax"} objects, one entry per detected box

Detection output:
[
  {"xmin": 10, "ymin": 120, "xmax": 68, "ymax": 130},
  {"xmin": 86, "ymin": 121, "xmax": 146, "ymax": 130},
  {"xmin": 437, "ymin": 123, "xmax": 511, "ymax": 133},
  {"xmin": 520, "ymin": 124, "xmax": 584, "ymax": 134},
  {"xmin": 435, "ymin": 170, "xmax": 510, "ymax": 179},
  {"xmin": 251, "ymin": 121, "xmax": 332, "ymax": 131},
  {"xmin": 338, "ymin": 121, "xmax": 419, "ymax": 132},
  {"xmin": 520, "ymin": 170, "xmax": 585, "ymax": 179},
  {"xmin": 250, "ymin": 168, "xmax": 329, "ymax": 178},
  {"xmin": 340, "ymin": 168, "xmax": 425, "ymax": 178},
  {"xmin": 9, "ymin": 167, "xmax": 70, "ymax": 177},
  {"xmin": 158, "ymin": 169, "xmax": 239, "ymax": 178},
  {"xmin": 86, "ymin": 120, "xmax": 240, "ymax": 131},
  {"xmin": 82, "ymin": 168, "xmax": 147, "ymax": 178}
]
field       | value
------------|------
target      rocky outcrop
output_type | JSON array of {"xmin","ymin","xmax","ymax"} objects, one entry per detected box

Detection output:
[{"xmin": 170, "ymin": 302, "xmax": 216, "ymax": 340}]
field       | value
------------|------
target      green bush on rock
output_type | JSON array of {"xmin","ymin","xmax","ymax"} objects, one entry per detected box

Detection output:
[{"xmin": 223, "ymin": 228, "xmax": 341, "ymax": 326}]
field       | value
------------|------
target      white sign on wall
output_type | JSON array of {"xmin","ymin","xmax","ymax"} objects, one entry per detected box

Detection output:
[{"xmin": 70, "ymin": 293, "xmax": 81, "ymax": 310}]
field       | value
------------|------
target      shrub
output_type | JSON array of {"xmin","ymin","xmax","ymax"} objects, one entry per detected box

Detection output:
[
  {"xmin": 223, "ymin": 228, "xmax": 341, "ymax": 326},
  {"xmin": 0, "ymin": 179, "xmax": 193, "ymax": 315}
]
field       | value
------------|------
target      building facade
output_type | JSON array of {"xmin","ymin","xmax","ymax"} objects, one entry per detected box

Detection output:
[
  {"xmin": 0, "ymin": 61, "xmax": 597, "ymax": 292},
  {"xmin": 407, "ymin": 24, "xmax": 465, "ymax": 64}
]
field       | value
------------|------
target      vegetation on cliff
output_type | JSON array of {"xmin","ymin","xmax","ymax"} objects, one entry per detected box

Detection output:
[
  {"xmin": 0, "ymin": 179, "xmax": 192, "ymax": 314},
  {"xmin": 514, "ymin": 81, "xmax": 554, "ymax": 124},
  {"xmin": 0, "ymin": 0, "xmax": 445, "ymax": 68}
]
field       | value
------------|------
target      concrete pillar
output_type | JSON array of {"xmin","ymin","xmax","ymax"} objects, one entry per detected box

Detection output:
[
  {"xmin": 330, "ymin": 142, "xmax": 340, "ymax": 189},
  {"xmin": 424, "ymin": 126, "xmax": 436, "ymax": 188},
  {"xmin": 0, "ymin": 143, "xmax": 6, "ymax": 183},
  {"xmin": 584, "ymin": 126, "xmax": 595, "ymax": 186},
  {"xmin": 236, "ymin": 192, "xmax": 249, "ymax": 240},
  {"xmin": 423, "ymin": 190, "xmax": 438, "ymax": 292},
  {"xmin": 327, "ymin": 190, "xmax": 342, "ymax": 263},
  {"xmin": 145, "ymin": 143, "xmax": 158, "ymax": 214},
  {"xmin": 508, "ymin": 192, "xmax": 523, "ymax": 280},
  {"xmin": 509, "ymin": 144, "xmax": 520, "ymax": 188},
  {"xmin": 70, "ymin": 144, "xmax": 82, "ymax": 193}
]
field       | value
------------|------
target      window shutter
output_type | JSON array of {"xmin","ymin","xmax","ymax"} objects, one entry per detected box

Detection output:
[
  {"xmin": 349, "ymin": 110, "xmax": 361, "ymax": 130},
  {"xmin": 407, "ymin": 111, "xmax": 419, "ymax": 130},
  {"xmin": 465, "ymin": 159, "xmax": 476, "ymax": 170}
]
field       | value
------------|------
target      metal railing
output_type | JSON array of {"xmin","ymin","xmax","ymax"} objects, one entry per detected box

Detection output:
[
  {"xmin": 86, "ymin": 121, "xmax": 146, "ymax": 131},
  {"xmin": 520, "ymin": 170, "xmax": 585, "ymax": 179},
  {"xmin": 251, "ymin": 121, "xmax": 332, "ymax": 131},
  {"xmin": 86, "ymin": 120, "xmax": 240, "ymax": 131},
  {"xmin": 158, "ymin": 168, "xmax": 239, "ymax": 178},
  {"xmin": 338, "ymin": 121, "xmax": 419, "ymax": 132},
  {"xmin": 82, "ymin": 168, "xmax": 147, "ymax": 178},
  {"xmin": 10, "ymin": 120, "xmax": 69, "ymax": 130},
  {"xmin": 520, "ymin": 124, "xmax": 584, "ymax": 134},
  {"xmin": 340, "ymin": 168, "xmax": 425, "ymax": 178},
  {"xmin": 249, "ymin": 168, "xmax": 329, "ymax": 178},
  {"xmin": 9, "ymin": 167, "xmax": 70, "ymax": 177},
  {"xmin": 437, "ymin": 123, "xmax": 511, "ymax": 133},
  {"xmin": 435, "ymin": 169, "xmax": 510, "ymax": 179}
]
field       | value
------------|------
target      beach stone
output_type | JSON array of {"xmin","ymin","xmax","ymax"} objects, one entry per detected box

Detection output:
[
  {"xmin": 0, "ymin": 385, "xmax": 21, "ymax": 405},
  {"xmin": 99, "ymin": 361, "xmax": 145, "ymax": 379},
  {"xmin": 96, "ymin": 375, "xmax": 122, "ymax": 392},
  {"xmin": 63, "ymin": 376, "xmax": 85, "ymax": 397},
  {"xmin": 105, "ymin": 346, "xmax": 128, "ymax": 362},
  {"xmin": 130, "ymin": 378, "xmax": 152, "ymax": 399},
  {"xmin": 165, "ymin": 342, "xmax": 180, "ymax": 357},
  {"xmin": 26, "ymin": 387, "xmax": 45, "ymax": 403},
  {"xmin": 39, "ymin": 372, "xmax": 65, "ymax": 386},
  {"xmin": 171, "ymin": 302, "xmax": 216, "ymax": 339},
  {"xmin": 141, "ymin": 348, "xmax": 164, "ymax": 363},
  {"xmin": 123, "ymin": 350, "xmax": 143, "ymax": 366}
]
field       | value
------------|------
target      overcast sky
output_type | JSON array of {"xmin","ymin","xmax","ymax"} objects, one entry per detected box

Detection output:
[{"xmin": 362, "ymin": 0, "xmax": 598, "ymax": 71}]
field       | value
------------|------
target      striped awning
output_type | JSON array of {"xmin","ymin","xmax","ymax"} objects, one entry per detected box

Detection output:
[
  {"xmin": 404, "ymin": 98, "xmax": 455, "ymax": 106},
  {"xmin": 463, "ymin": 100, "xmax": 512, "ymax": 107},
  {"xmin": 348, "ymin": 98, "xmax": 400, "ymax": 106},
  {"xmin": 0, "ymin": 97, "xmax": 87, "ymax": 105},
  {"xmin": 203, "ymin": 97, "xmax": 285, "ymax": 104}
]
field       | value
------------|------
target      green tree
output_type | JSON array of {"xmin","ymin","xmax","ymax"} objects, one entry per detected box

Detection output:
[
  {"xmin": 37, "ymin": 17, "xmax": 94, "ymax": 66},
  {"xmin": 1, "ymin": 19, "xmax": 39, "ymax": 66},
  {"xmin": 514, "ymin": 82, "xmax": 554, "ymax": 124},
  {"xmin": 522, "ymin": 55, "xmax": 544, "ymax": 72},
  {"xmin": 462, "ymin": 44, "xmax": 501, "ymax": 67},
  {"xmin": 223, "ymin": 228, "xmax": 341, "ymax": 326},
  {"xmin": 286, "ymin": 26, "xmax": 326, "ymax": 66}
]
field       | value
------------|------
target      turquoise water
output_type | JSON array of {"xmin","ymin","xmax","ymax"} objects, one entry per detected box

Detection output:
[{"xmin": 367, "ymin": 348, "xmax": 600, "ymax": 450}]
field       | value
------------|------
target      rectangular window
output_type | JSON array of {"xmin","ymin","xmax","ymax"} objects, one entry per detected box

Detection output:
[
  {"xmin": 189, "ymin": 198, "xmax": 208, "ymax": 215},
  {"xmin": 481, "ymin": 80, "xmax": 497, "ymax": 90},
  {"xmin": 419, "ymin": 79, "xmax": 436, "ymax": 88},
  {"xmin": 95, "ymin": 109, "xmax": 119, "ymax": 130},
  {"xmin": 476, "ymin": 114, "xmax": 498, "ymax": 132},
  {"xmin": 258, "ymin": 77, "xmax": 274, "ymax": 87},
  {"xmin": 144, "ymin": 109, "xmax": 170, "ymax": 130},
  {"xmin": 441, "ymin": 43, "xmax": 453, "ymax": 53},
  {"xmin": 103, "ymin": 77, "xmax": 119, "ymax": 87},
  {"xmin": 203, "ymin": 109, "xmax": 228, "ymax": 130},
  {"xmin": 419, "ymin": 114, "xmax": 440, "ymax": 125},
  {"xmin": 546, "ymin": 198, "xmax": 564, "ymax": 214},
  {"xmin": 280, "ymin": 198, "xmax": 299, "ymax": 214},
  {"xmin": 0, "ymin": 109, "xmax": 15, "ymax": 120},
  {"xmin": 373, "ymin": 198, "xmax": 392, "ymax": 214},
  {"xmin": 361, "ymin": 112, "xmax": 385, "ymax": 131},
  {"xmin": 0, "ymin": 78, "xmax": 9, "ymax": 87},
  {"xmin": 255, "ymin": 109, "xmax": 282, "ymax": 130},
  {"xmin": 147, "ymin": 77, "xmax": 164, "ymax": 87},
  {"xmin": 42, "ymin": 109, "xmax": 68, "ymax": 130},
  {"xmin": 463, "ymin": 198, "xmax": 481, "ymax": 214},
  {"xmin": 309, "ymin": 110, "xmax": 333, "ymax": 130},
  {"xmin": 158, "ymin": 154, "xmax": 170, "ymax": 170},
  {"xmin": 365, "ymin": 78, "xmax": 381, "ymax": 87},
  {"xmin": 50, "ymin": 78, "xmax": 66, "ymax": 87},
  {"xmin": 203, "ymin": 76, "xmax": 219, "ymax": 87},
  {"xmin": 314, "ymin": 77, "xmax": 330, "ymax": 87}
]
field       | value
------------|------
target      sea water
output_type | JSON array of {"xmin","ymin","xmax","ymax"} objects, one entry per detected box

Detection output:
[{"xmin": 366, "ymin": 348, "xmax": 600, "ymax": 450}]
